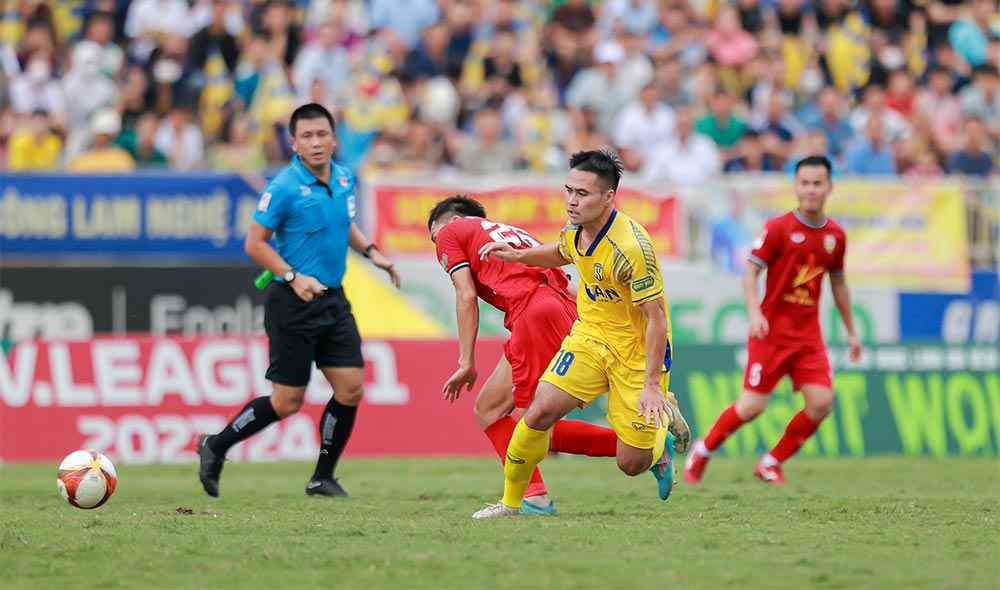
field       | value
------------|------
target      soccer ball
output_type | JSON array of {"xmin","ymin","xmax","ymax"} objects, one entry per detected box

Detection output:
[{"xmin": 57, "ymin": 450, "xmax": 118, "ymax": 509}]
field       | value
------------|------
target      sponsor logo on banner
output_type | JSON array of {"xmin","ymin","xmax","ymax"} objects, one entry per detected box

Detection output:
[{"xmin": 0, "ymin": 337, "xmax": 501, "ymax": 463}]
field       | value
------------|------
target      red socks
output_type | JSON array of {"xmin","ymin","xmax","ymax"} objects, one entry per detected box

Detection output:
[
  {"xmin": 704, "ymin": 403, "xmax": 746, "ymax": 451},
  {"xmin": 550, "ymin": 420, "xmax": 617, "ymax": 457},
  {"xmin": 769, "ymin": 410, "xmax": 820, "ymax": 462},
  {"xmin": 484, "ymin": 416, "xmax": 546, "ymax": 497}
]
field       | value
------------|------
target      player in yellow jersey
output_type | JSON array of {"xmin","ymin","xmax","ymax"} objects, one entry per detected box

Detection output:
[{"xmin": 473, "ymin": 149, "xmax": 688, "ymax": 518}]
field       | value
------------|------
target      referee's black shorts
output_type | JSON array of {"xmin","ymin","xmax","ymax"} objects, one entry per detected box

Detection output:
[{"xmin": 263, "ymin": 283, "xmax": 364, "ymax": 387}]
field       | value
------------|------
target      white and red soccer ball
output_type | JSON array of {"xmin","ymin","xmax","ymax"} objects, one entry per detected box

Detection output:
[{"xmin": 57, "ymin": 450, "xmax": 117, "ymax": 509}]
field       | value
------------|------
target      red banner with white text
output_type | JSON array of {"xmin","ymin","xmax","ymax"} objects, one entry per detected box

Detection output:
[
  {"xmin": 372, "ymin": 183, "xmax": 682, "ymax": 256},
  {"xmin": 0, "ymin": 337, "xmax": 503, "ymax": 464}
]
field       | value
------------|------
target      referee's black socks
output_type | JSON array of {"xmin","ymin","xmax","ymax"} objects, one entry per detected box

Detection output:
[
  {"xmin": 209, "ymin": 397, "xmax": 280, "ymax": 455},
  {"xmin": 312, "ymin": 398, "xmax": 358, "ymax": 481}
]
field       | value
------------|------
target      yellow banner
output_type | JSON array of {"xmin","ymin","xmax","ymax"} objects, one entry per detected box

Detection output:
[{"xmin": 751, "ymin": 179, "xmax": 970, "ymax": 292}]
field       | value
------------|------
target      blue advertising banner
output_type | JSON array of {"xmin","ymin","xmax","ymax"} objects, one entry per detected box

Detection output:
[
  {"xmin": 898, "ymin": 271, "xmax": 1000, "ymax": 343},
  {"xmin": 1, "ymin": 174, "xmax": 260, "ymax": 258}
]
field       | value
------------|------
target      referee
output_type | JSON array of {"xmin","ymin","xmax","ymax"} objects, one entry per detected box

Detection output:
[{"xmin": 198, "ymin": 103, "xmax": 400, "ymax": 498}]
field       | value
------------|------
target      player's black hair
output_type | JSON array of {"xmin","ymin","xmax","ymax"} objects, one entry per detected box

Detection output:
[
  {"xmin": 427, "ymin": 194, "xmax": 488, "ymax": 231},
  {"xmin": 290, "ymin": 103, "xmax": 336, "ymax": 137},
  {"xmin": 568, "ymin": 148, "xmax": 624, "ymax": 192},
  {"xmin": 795, "ymin": 155, "xmax": 833, "ymax": 177}
]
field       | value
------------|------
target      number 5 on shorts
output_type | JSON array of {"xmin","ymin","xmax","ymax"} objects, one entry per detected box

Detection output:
[{"xmin": 550, "ymin": 349, "xmax": 575, "ymax": 376}]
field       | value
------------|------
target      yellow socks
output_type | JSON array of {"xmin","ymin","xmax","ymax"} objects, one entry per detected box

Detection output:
[{"xmin": 502, "ymin": 420, "xmax": 550, "ymax": 509}]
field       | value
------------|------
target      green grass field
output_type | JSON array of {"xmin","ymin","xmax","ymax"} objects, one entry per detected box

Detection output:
[{"xmin": 2, "ymin": 456, "xmax": 998, "ymax": 589}]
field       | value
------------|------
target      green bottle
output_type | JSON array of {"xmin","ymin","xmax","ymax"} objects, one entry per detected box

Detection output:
[{"xmin": 254, "ymin": 270, "xmax": 273, "ymax": 290}]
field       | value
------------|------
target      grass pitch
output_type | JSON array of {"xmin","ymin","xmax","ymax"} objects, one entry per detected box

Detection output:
[{"xmin": 2, "ymin": 456, "xmax": 998, "ymax": 589}]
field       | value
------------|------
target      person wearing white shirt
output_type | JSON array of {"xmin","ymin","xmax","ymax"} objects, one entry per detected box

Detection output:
[
  {"xmin": 642, "ymin": 106, "xmax": 722, "ymax": 186},
  {"xmin": 124, "ymin": 0, "xmax": 192, "ymax": 63},
  {"xmin": 612, "ymin": 81, "xmax": 676, "ymax": 170},
  {"xmin": 154, "ymin": 105, "xmax": 205, "ymax": 171}
]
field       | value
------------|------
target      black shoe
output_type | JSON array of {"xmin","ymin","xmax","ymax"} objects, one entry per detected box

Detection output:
[
  {"xmin": 198, "ymin": 435, "xmax": 225, "ymax": 497},
  {"xmin": 306, "ymin": 478, "xmax": 350, "ymax": 497}
]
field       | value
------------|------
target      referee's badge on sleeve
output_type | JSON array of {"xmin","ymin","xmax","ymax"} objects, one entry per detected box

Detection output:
[{"xmin": 258, "ymin": 192, "xmax": 272, "ymax": 212}]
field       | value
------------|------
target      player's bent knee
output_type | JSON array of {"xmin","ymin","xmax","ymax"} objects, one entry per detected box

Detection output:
[
  {"xmin": 616, "ymin": 454, "xmax": 648, "ymax": 477},
  {"xmin": 272, "ymin": 397, "xmax": 303, "ymax": 418},
  {"xmin": 337, "ymin": 384, "xmax": 365, "ymax": 405}
]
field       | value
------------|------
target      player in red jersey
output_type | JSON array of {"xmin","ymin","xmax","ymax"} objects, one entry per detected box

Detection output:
[
  {"xmin": 428, "ymin": 195, "xmax": 624, "ymax": 515},
  {"xmin": 684, "ymin": 155, "xmax": 862, "ymax": 484}
]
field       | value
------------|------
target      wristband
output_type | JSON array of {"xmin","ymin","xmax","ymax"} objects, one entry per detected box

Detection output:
[{"xmin": 363, "ymin": 243, "xmax": 379, "ymax": 258}]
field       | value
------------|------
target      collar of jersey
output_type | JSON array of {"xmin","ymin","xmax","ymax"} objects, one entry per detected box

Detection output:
[
  {"xmin": 793, "ymin": 208, "xmax": 827, "ymax": 229},
  {"xmin": 291, "ymin": 154, "xmax": 333, "ymax": 187},
  {"xmin": 575, "ymin": 209, "xmax": 617, "ymax": 257}
]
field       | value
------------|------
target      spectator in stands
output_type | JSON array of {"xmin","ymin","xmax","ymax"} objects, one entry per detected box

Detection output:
[
  {"xmin": 62, "ymin": 40, "xmax": 119, "ymax": 161},
  {"xmin": 405, "ymin": 21, "xmax": 459, "ymax": 80},
  {"xmin": 369, "ymin": 0, "xmax": 439, "ymax": 49},
  {"xmin": 81, "ymin": 10, "xmax": 124, "ymax": 78},
  {"xmin": 515, "ymin": 82, "xmax": 571, "ymax": 172},
  {"xmin": 124, "ymin": 0, "xmax": 192, "ymax": 64},
  {"xmin": 710, "ymin": 190, "xmax": 752, "ymax": 274},
  {"xmin": 188, "ymin": 0, "xmax": 241, "ymax": 79},
  {"xmin": 844, "ymin": 115, "xmax": 897, "ymax": 176},
  {"xmin": 904, "ymin": 150, "xmax": 946, "ymax": 179},
  {"xmin": 66, "ymin": 108, "xmax": 136, "ymax": 172},
  {"xmin": 884, "ymin": 68, "xmax": 917, "ymax": 119},
  {"xmin": 117, "ymin": 111, "xmax": 168, "ymax": 167},
  {"xmin": 257, "ymin": 0, "xmax": 302, "ymax": 69},
  {"xmin": 706, "ymin": 3, "xmax": 759, "ymax": 69},
  {"xmin": 459, "ymin": 106, "xmax": 517, "ymax": 175},
  {"xmin": 696, "ymin": 88, "xmax": 748, "ymax": 158},
  {"xmin": 562, "ymin": 105, "xmax": 612, "ymax": 156},
  {"xmin": 292, "ymin": 17, "xmax": 350, "ymax": 105},
  {"xmin": 959, "ymin": 65, "xmax": 1000, "ymax": 142},
  {"xmin": 914, "ymin": 65, "xmax": 964, "ymax": 153},
  {"xmin": 612, "ymin": 81, "xmax": 676, "ymax": 171},
  {"xmin": 725, "ymin": 130, "xmax": 780, "ymax": 173},
  {"xmin": 849, "ymin": 82, "xmax": 911, "ymax": 144},
  {"xmin": 7, "ymin": 51, "xmax": 64, "ymax": 127},
  {"xmin": 6, "ymin": 109, "xmax": 62, "ymax": 171},
  {"xmin": 643, "ymin": 105, "xmax": 722, "ymax": 186},
  {"xmin": 565, "ymin": 39, "xmax": 634, "ymax": 135},
  {"xmin": 947, "ymin": 0, "xmax": 999, "ymax": 67},
  {"xmin": 947, "ymin": 116, "xmax": 996, "ymax": 177},
  {"xmin": 154, "ymin": 103, "xmax": 205, "ymax": 171},
  {"xmin": 208, "ymin": 107, "xmax": 265, "ymax": 171},
  {"xmin": 803, "ymin": 86, "xmax": 855, "ymax": 159}
]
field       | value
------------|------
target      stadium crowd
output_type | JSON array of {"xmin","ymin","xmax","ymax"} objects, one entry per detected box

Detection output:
[{"xmin": 1, "ymin": 0, "xmax": 997, "ymax": 181}]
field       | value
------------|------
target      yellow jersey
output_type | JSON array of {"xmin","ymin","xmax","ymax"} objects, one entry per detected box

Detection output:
[{"xmin": 557, "ymin": 209, "xmax": 671, "ymax": 372}]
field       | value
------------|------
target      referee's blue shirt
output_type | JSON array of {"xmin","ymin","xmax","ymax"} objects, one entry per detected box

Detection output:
[{"xmin": 252, "ymin": 155, "xmax": 357, "ymax": 289}]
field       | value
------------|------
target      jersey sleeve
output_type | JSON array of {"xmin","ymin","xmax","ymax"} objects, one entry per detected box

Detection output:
[
  {"xmin": 435, "ymin": 224, "xmax": 471, "ymax": 275},
  {"xmin": 748, "ymin": 217, "xmax": 782, "ymax": 268},
  {"xmin": 830, "ymin": 228, "xmax": 847, "ymax": 275},
  {"xmin": 557, "ymin": 223, "xmax": 576, "ymax": 263},
  {"xmin": 251, "ymin": 179, "xmax": 290, "ymax": 231},
  {"xmin": 625, "ymin": 221, "xmax": 664, "ymax": 305}
]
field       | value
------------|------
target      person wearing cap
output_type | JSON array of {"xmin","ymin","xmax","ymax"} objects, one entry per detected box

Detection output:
[
  {"xmin": 66, "ymin": 109, "xmax": 136, "ymax": 172},
  {"xmin": 565, "ymin": 39, "xmax": 635, "ymax": 134}
]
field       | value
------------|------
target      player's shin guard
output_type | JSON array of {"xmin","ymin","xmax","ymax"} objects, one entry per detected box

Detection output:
[
  {"xmin": 769, "ymin": 410, "xmax": 820, "ymax": 462},
  {"xmin": 484, "ymin": 416, "xmax": 548, "ymax": 498},
  {"xmin": 502, "ymin": 420, "xmax": 550, "ymax": 509},
  {"xmin": 550, "ymin": 420, "xmax": 618, "ymax": 457},
  {"xmin": 703, "ymin": 403, "xmax": 746, "ymax": 452}
]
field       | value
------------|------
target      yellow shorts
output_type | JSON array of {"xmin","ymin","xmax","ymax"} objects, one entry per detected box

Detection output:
[{"xmin": 539, "ymin": 331, "xmax": 670, "ymax": 450}]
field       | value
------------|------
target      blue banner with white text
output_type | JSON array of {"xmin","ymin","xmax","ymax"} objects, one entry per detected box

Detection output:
[{"xmin": 0, "ymin": 174, "xmax": 261, "ymax": 258}]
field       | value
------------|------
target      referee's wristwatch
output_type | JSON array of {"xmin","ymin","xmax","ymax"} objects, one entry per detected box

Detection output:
[{"xmin": 283, "ymin": 269, "xmax": 296, "ymax": 283}]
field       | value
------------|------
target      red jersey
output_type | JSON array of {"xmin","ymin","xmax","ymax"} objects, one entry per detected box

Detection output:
[
  {"xmin": 748, "ymin": 210, "xmax": 846, "ymax": 344},
  {"xmin": 435, "ymin": 217, "xmax": 571, "ymax": 330}
]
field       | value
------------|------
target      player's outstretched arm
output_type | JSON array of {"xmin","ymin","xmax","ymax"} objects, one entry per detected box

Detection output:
[
  {"xmin": 478, "ymin": 240, "xmax": 568, "ymax": 267},
  {"xmin": 830, "ymin": 273, "xmax": 862, "ymax": 361}
]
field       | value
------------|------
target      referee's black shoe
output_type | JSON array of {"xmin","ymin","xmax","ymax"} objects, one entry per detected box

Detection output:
[
  {"xmin": 198, "ymin": 435, "xmax": 225, "ymax": 497},
  {"xmin": 306, "ymin": 478, "xmax": 350, "ymax": 497}
]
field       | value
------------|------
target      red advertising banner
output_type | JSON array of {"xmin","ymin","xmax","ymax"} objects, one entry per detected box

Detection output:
[
  {"xmin": 0, "ymin": 337, "xmax": 504, "ymax": 464},
  {"xmin": 373, "ymin": 184, "xmax": 681, "ymax": 256}
]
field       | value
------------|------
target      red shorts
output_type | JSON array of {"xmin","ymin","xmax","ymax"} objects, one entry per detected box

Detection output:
[
  {"xmin": 504, "ymin": 286, "xmax": 577, "ymax": 407},
  {"xmin": 743, "ymin": 337, "xmax": 832, "ymax": 393}
]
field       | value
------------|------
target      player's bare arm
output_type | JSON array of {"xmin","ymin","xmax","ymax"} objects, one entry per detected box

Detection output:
[
  {"xmin": 245, "ymin": 219, "xmax": 326, "ymax": 302},
  {"xmin": 348, "ymin": 222, "xmax": 401, "ymax": 288},
  {"xmin": 830, "ymin": 273, "xmax": 863, "ymax": 362},
  {"xmin": 478, "ymin": 239, "xmax": 569, "ymax": 267},
  {"xmin": 637, "ymin": 297, "xmax": 670, "ymax": 429},
  {"xmin": 443, "ymin": 266, "xmax": 480, "ymax": 402},
  {"xmin": 743, "ymin": 261, "xmax": 769, "ymax": 339}
]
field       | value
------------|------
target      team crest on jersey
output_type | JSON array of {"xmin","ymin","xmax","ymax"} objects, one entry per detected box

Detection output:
[
  {"xmin": 257, "ymin": 192, "xmax": 271, "ymax": 212},
  {"xmin": 594, "ymin": 263, "xmax": 604, "ymax": 281},
  {"xmin": 823, "ymin": 234, "xmax": 836, "ymax": 253},
  {"xmin": 790, "ymin": 232, "xmax": 805, "ymax": 244},
  {"xmin": 338, "ymin": 176, "xmax": 349, "ymax": 188},
  {"xmin": 300, "ymin": 185, "xmax": 311, "ymax": 195},
  {"xmin": 440, "ymin": 253, "xmax": 448, "ymax": 270}
]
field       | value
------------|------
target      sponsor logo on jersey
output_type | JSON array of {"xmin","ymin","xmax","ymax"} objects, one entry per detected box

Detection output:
[
  {"xmin": 594, "ymin": 263, "xmax": 604, "ymax": 281},
  {"xmin": 440, "ymin": 253, "xmax": 448, "ymax": 270},
  {"xmin": 792, "ymin": 263, "xmax": 825, "ymax": 288},
  {"xmin": 584, "ymin": 284, "xmax": 622, "ymax": 303},
  {"xmin": 824, "ymin": 234, "xmax": 836, "ymax": 253},
  {"xmin": 257, "ymin": 192, "xmax": 271, "ymax": 212},
  {"xmin": 506, "ymin": 453, "xmax": 525, "ymax": 464},
  {"xmin": 790, "ymin": 232, "xmax": 805, "ymax": 243},
  {"xmin": 300, "ymin": 185, "xmax": 311, "ymax": 195},
  {"xmin": 338, "ymin": 176, "xmax": 349, "ymax": 188},
  {"xmin": 631, "ymin": 422, "xmax": 647, "ymax": 431},
  {"xmin": 632, "ymin": 276, "xmax": 655, "ymax": 292}
]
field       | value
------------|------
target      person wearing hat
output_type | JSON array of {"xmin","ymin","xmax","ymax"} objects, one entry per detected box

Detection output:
[{"xmin": 66, "ymin": 109, "xmax": 136, "ymax": 172}]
